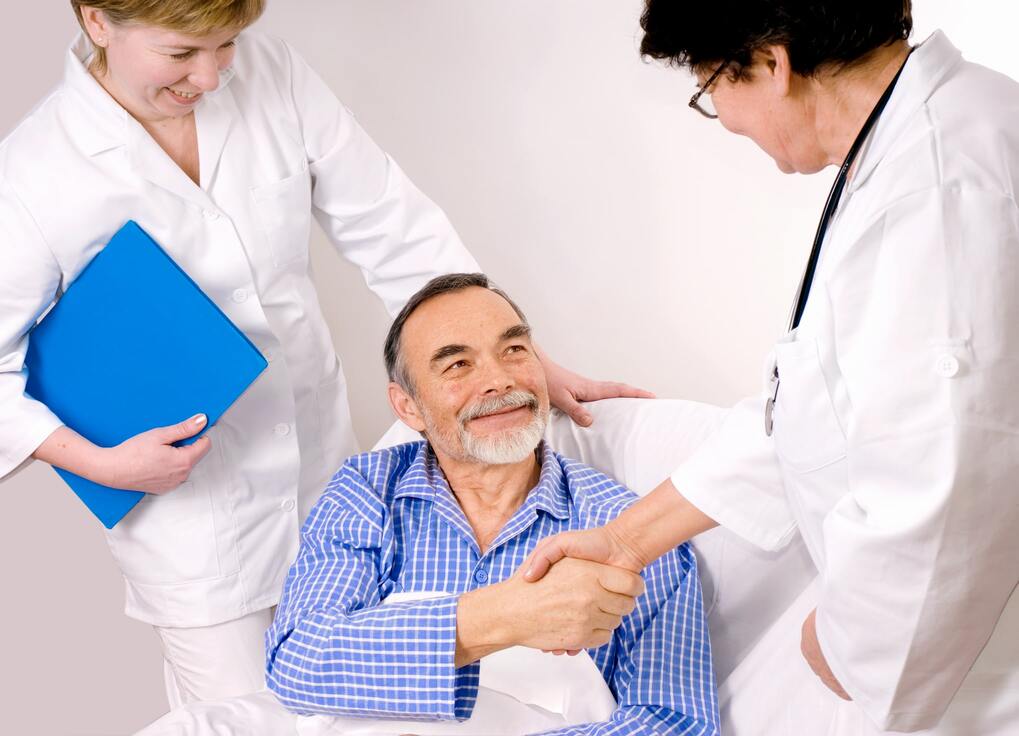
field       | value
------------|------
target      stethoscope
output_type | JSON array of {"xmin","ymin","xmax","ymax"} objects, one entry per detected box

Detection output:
[{"xmin": 764, "ymin": 50, "xmax": 913, "ymax": 437}]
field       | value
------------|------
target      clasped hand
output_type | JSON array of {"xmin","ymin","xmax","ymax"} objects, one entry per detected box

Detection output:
[{"xmin": 455, "ymin": 557, "xmax": 644, "ymax": 666}]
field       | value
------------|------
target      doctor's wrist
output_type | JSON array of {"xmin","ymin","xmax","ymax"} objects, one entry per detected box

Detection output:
[
  {"xmin": 604, "ymin": 518, "xmax": 653, "ymax": 572},
  {"xmin": 86, "ymin": 446, "xmax": 124, "ymax": 487}
]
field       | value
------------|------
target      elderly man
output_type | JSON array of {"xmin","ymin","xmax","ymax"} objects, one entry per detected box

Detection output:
[
  {"xmin": 137, "ymin": 273, "xmax": 719, "ymax": 735},
  {"xmin": 263, "ymin": 273, "xmax": 719, "ymax": 735}
]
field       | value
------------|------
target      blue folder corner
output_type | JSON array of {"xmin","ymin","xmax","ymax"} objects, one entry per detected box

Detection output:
[{"xmin": 24, "ymin": 221, "xmax": 268, "ymax": 529}]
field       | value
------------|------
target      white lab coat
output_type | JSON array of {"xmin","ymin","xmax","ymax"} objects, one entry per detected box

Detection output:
[
  {"xmin": 0, "ymin": 32, "xmax": 477, "ymax": 628},
  {"xmin": 672, "ymin": 32, "xmax": 1019, "ymax": 732}
]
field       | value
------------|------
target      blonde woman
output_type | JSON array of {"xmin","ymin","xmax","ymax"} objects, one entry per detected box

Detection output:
[{"xmin": 0, "ymin": 0, "xmax": 646, "ymax": 707}]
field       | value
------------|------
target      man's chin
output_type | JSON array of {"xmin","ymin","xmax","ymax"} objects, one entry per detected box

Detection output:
[{"xmin": 461, "ymin": 420, "xmax": 546, "ymax": 466}]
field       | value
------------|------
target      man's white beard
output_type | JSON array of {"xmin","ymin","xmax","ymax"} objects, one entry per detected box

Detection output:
[{"xmin": 457, "ymin": 390, "xmax": 547, "ymax": 465}]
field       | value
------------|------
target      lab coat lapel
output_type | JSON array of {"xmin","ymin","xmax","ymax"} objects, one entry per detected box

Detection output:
[
  {"xmin": 62, "ymin": 35, "xmax": 129, "ymax": 158},
  {"xmin": 129, "ymin": 69, "xmax": 238, "ymax": 208},
  {"xmin": 196, "ymin": 69, "xmax": 238, "ymax": 192},
  {"xmin": 815, "ymin": 32, "xmax": 963, "ymax": 286},
  {"xmin": 848, "ymin": 31, "xmax": 963, "ymax": 195},
  {"xmin": 128, "ymin": 128, "xmax": 214, "ymax": 212}
]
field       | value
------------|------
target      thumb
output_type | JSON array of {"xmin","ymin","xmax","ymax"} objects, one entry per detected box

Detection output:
[
  {"xmin": 155, "ymin": 413, "xmax": 207, "ymax": 444},
  {"xmin": 180, "ymin": 434, "xmax": 213, "ymax": 465},
  {"xmin": 555, "ymin": 391, "xmax": 593, "ymax": 428},
  {"xmin": 523, "ymin": 534, "xmax": 570, "ymax": 582}
]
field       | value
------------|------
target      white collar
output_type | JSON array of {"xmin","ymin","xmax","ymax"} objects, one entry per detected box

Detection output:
[
  {"xmin": 847, "ymin": 30, "xmax": 963, "ymax": 194},
  {"xmin": 60, "ymin": 32, "xmax": 238, "ymax": 157}
]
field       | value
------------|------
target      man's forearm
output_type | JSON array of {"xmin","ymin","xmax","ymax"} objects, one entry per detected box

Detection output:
[
  {"xmin": 267, "ymin": 598, "xmax": 479, "ymax": 720},
  {"xmin": 609, "ymin": 479, "xmax": 718, "ymax": 569}
]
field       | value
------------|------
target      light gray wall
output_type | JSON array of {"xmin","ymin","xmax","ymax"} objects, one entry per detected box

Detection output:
[{"xmin": 1, "ymin": 1, "xmax": 1014, "ymax": 733}]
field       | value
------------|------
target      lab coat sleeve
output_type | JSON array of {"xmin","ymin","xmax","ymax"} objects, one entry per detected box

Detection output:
[
  {"xmin": 265, "ymin": 461, "xmax": 479, "ymax": 719},
  {"xmin": 282, "ymin": 40, "xmax": 480, "ymax": 316},
  {"xmin": 671, "ymin": 394, "xmax": 796, "ymax": 552},
  {"xmin": 816, "ymin": 186, "xmax": 1019, "ymax": 732},
  {"xmin": 0, "ymin": 174, "xmax": 65, "ymax": 479}
]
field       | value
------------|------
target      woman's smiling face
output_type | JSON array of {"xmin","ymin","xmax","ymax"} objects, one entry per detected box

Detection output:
[{"xmin": 82, "ymin": 9, "xmax": 239, "ymax": 123}]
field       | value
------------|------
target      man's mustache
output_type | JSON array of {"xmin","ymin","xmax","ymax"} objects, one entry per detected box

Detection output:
[{"xmin": 458, "ymin": 390, "xmax": 540, "ymax": 426}]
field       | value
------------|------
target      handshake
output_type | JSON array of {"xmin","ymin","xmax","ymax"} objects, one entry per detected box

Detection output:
[{"xmin": 454, "ymin": 556, "xmax": 645, "ymax": 667}]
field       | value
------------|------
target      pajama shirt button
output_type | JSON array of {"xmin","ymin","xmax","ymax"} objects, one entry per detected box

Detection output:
[{"xmin": 474, "ymin": 568, "xmax": 489, "ymax": 583}]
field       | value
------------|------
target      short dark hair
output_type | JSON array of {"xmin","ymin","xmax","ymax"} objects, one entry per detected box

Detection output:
[
  {"xmin": 383, "ymin": 273, "xmax": 529, "ymax": 393},
  {"xmin": 640, "ymin": 0, "xmax": 913, "ymax": 78}
]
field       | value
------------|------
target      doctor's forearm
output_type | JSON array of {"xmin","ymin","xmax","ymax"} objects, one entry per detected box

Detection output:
[
  {"xmin": 32, "ymin": 426, "xmax": 107, "ymax": 481},
  {"xmin": 609, "ymin": 479, "xmax": 718, "ymax": 568}
]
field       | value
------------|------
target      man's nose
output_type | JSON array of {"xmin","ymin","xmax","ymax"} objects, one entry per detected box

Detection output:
[{"xmin": 479, "ymin": 359, "xmax": 515, "ymax": 394}]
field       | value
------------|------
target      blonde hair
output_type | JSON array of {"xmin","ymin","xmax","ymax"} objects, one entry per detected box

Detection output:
[{"xmin": 70, "ymin": 0, "xmax": 266, "ymax": 73}]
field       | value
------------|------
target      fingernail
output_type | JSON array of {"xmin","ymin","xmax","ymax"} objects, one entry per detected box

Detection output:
[
  {"xmin": 524, "ymin": 566, "xmax": 533, "ymax": 579},
  {"xmin": 193, "ymin": 414, "xmax": 207, "ymax": 426}
]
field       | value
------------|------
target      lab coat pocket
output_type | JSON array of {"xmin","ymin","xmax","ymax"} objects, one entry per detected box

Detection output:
[
  {"xmin": 104, "ymin": 475, "xmax": 222, "ymax": 586},
  {"xmin": 250, "ymin": 163, "xmax": 312, "ymax": 268},
  {"xmin": 772, "ymin": 337, "xmax": 847, "ymax": 473}
]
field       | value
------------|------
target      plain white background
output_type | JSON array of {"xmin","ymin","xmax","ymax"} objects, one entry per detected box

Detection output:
[{"xmin": 1, "ymin": 2, "xmax": 1016, "ymax": 733}]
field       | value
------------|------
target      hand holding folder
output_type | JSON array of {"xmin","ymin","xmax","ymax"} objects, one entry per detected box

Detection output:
[
  {"xmin": 90, "ymin": 410, "xmax": 213, "ymax": 492},
  {"xmin": 24, "ymin": 221, "xmax": 268, "ymax": 528}
]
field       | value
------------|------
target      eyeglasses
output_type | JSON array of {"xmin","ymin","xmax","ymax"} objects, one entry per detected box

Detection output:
[{"xmin": 688, "ymin": 60, "xmax": 729, "ymax": 119}]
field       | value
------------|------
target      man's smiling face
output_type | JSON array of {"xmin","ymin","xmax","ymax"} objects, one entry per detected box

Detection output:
[{"xmin": 393, "ymin": 286, "xmax": 549, "ymax": 465}]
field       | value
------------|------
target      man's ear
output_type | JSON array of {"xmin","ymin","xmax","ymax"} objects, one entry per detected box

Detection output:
[
  {"xmin": 759, "ymin": 44, "xmax": 794, "ymax": 98},
  {"xmin": 388, "ymin": 382, "xmax": 427, "ymax": 433}
]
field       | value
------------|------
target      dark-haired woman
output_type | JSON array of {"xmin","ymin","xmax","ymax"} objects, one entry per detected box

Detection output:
[{"xmin": 525, "ymin": 1, "xmax": 1019, "ymax": 733}]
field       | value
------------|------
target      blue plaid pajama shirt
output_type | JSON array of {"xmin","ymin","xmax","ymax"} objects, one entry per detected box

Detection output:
[{"xmin": 266, "ymin": 441, "xmax": 719, "ymax": 735}]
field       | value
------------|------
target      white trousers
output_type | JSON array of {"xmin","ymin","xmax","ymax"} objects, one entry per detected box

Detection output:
[{"xmin": 155, "ymin": 607, "xmax": 275, "ymax": 709}]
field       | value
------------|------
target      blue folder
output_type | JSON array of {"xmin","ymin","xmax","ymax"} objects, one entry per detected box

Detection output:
[{"xmin": 24, "ymin": 221, "xmax": 268, "ymax": 529}]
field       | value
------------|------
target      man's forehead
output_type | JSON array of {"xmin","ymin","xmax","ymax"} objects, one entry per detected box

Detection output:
[{"xmin": 403, "ymin": 288, "xmax": 526, "ymax": 354}]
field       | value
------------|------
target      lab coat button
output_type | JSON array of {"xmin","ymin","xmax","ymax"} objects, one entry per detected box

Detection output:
[
  {"xmin": 264, "ymin": 348, "xmax": 275, "ymax": 362},
  {"xmin": 280, "ymin": 498, "xmax": 296, "ymax": 512},
  {"xmin": 473, "ymin": 568, "xmax": 489, "ymax": 584},
  {"xmin": 274, "ymin": 422, "xmax": 291, "ymax": 437},
  {"xmin": 934, "ymin": 354, "xmax": 960, "ymax": 378},
  {"xmin": 203, "ymin": 209, "xmax": 220, "ymax": 221},
  {"xmin": 232, "ymin": 288, "xmax": 248, "ymax": 304}
]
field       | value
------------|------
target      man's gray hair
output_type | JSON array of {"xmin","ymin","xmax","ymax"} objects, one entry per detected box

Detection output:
[{"xmin": 383, "ymin": 273, "xmax": 529, "ymax": 394}]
